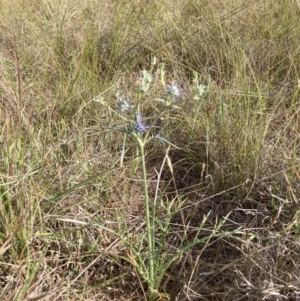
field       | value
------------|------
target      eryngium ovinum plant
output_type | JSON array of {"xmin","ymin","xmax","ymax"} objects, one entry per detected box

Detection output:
[{"xmin": 93, "ymin": 58, "xmax": 240, "ymax": 301}]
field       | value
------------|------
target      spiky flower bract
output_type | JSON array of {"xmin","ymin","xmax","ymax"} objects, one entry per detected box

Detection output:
[{"xmin": 133, "ymin": 113, "xmax": 149, "ymax": 135}]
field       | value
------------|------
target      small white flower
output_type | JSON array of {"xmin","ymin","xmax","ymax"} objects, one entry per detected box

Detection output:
[
  {"xmin": 166, "ymin": 81, "xmax": 182, "ymax": 100},
  {"xmin": 116, "ymin": 98, "xmax": 132, "ymax": 115},
  {"xmin": 136, "ymin": 69, "xmax": 152, "ymax": 93},
  {"xmin": 155, "ymin": 98, "xmax": 180, "ymax": 109},
  {"xmin": 193, "ymin": 84, "xmax": 208, "ymax": 100},
  {"xmin": 93, "ymin": 95, "xmax": 104, "ymax": 103}
]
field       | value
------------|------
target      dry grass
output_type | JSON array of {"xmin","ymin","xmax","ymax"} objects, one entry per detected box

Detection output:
[{"xmin": 1, "ymin": 0, "xmax": 300, "ymax": 300}]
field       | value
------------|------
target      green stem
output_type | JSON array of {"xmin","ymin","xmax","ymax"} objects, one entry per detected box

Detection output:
[
  {"xmin": 137, "ymin": 137, "xmax": 155, "ymax": 296},
  {"xmin": 120, "ymin": 133, "xmax": 127, "ymax": 168}
]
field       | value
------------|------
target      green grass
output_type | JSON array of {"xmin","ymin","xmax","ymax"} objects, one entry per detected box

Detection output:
[{"xmin": 1, "ymin": 0, "xmax": 300, "ymax": 300}]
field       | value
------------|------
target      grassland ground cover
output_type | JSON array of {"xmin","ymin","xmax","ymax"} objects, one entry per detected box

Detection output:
[{"xmin": 1, "ymin": 0, "xmax": 300, "ymax": 300}]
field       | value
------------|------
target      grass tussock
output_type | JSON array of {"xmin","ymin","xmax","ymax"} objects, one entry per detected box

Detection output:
[{"xmin": 1, "ymin": 0, "xmax": 300, "ymax": 300}]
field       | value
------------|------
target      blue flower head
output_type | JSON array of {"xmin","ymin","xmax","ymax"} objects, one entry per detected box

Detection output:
[
  {"xmin": 116, "ymin": 98, "xmax": 132, "ymax": 115},
  {"xmin": 133, "ymin": 113, "xmax": 149, "ymax": 135}
]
